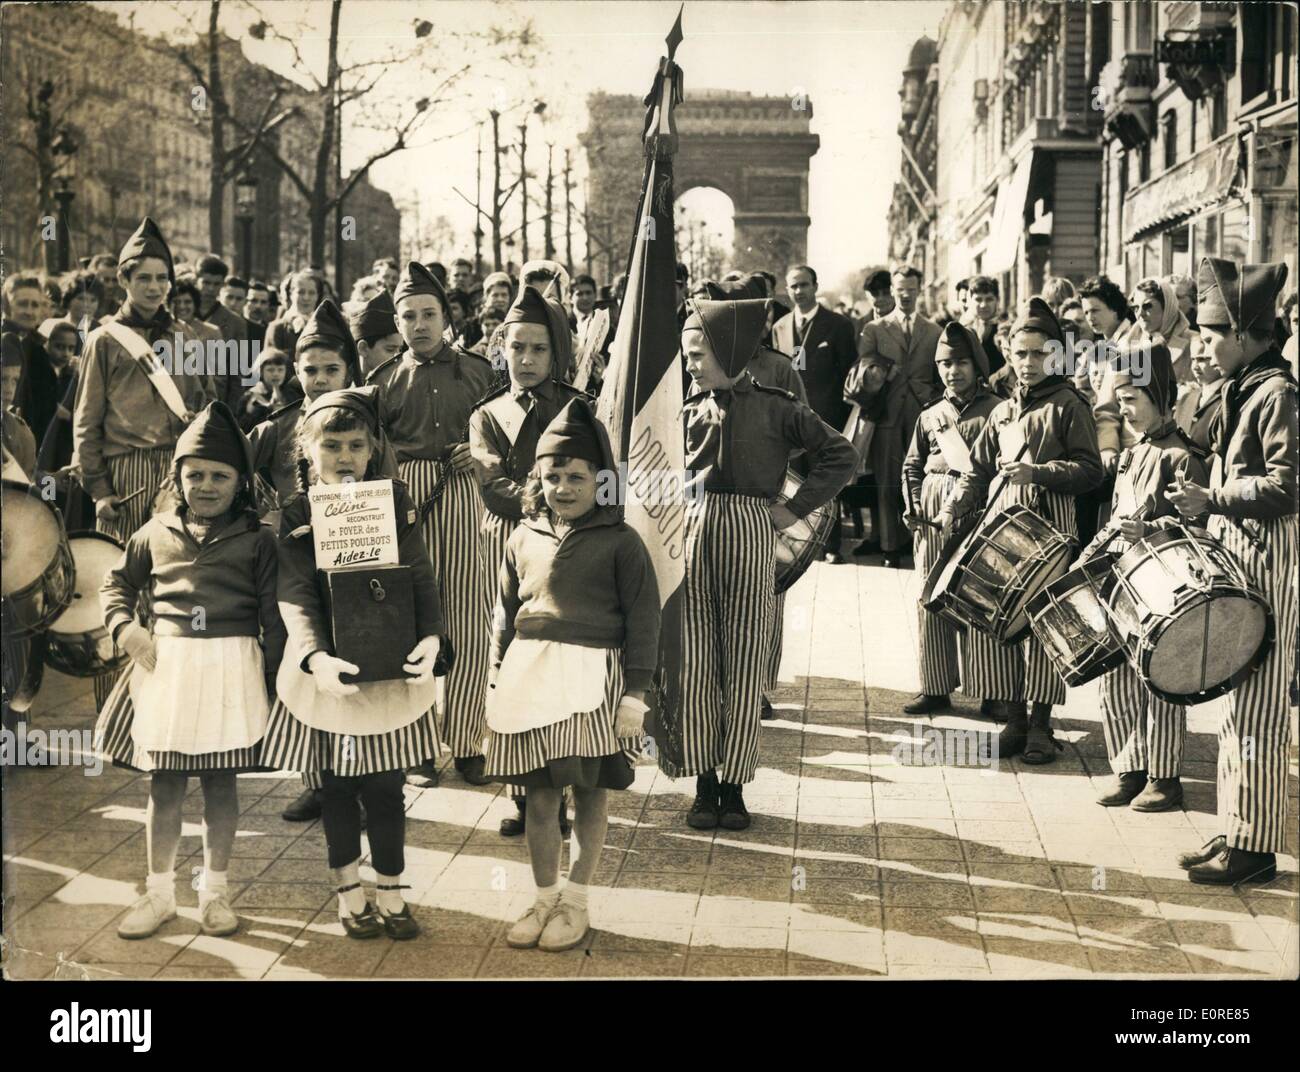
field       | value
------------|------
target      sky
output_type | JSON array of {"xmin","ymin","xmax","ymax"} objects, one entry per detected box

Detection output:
[{"xmin": 107, "ymin": 0, "xmax": 947, "ymax": 291}]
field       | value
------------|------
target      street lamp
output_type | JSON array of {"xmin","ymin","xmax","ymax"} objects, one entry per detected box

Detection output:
[
  {"xmin": 51, "ymin": 129, "xmax": 79, "ymax": 273},
  {"xmin": 234, "ymin": 171, "xmax": 259, "ymax": 278}
]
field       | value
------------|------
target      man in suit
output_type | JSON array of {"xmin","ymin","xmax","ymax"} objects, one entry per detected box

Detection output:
[
  {"xmin": 772, "ymin": 264, "xmax": 859, "ymax": 563},
  {"xmin": 195, "ymin": 255, "xmax": 257, "ymax": 408},
  {"xmin": 845, "ymin": 265, "xmax": 941, "ymax": 567}
]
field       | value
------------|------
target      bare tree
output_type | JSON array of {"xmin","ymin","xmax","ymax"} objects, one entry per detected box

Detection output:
[{"xmin": 165, "ymin": 0, "xmax": 540, "ymax": 277}]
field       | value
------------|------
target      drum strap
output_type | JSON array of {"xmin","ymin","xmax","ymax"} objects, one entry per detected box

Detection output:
[{"xmin": 102, "ymin": 321, "xmax": 190, "ymax": 422}]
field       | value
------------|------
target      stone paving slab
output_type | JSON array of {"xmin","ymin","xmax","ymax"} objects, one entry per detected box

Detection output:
[{"xmin": 3, "ymin": 553, "xmax": 1297, "ymax": 980}]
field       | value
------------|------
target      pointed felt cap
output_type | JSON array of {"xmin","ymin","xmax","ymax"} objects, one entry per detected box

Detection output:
[
  {"xmin": 1010, "ymin": 296, "xmax": 1065, "ymax": 348},
  {"xmin": 174, "ymin": 400, "xmax": 254, "ymax": 480},
  {"xmin": 393, "ymin": 260, "xmax": 452, "ymax": 320},
  {"xmin": 119, "ymin": 216, "xmax": 174, "ymax": 282},
  {"xmin": 535, "ymin": 397, "xmax": 613, "ymax": 471},
  {"xmin": 303, "ymin": 385, "xmax": 382, "ymax": 435},
  {"xmin": 501, "ymin": 285, "xmax": 574, "ymax": 380},
  {"xmin": 1111, "ymin": 342, "xmax": 1176, "ymax": 415},
  {"xmin": 349, "ymin": 287, "xmax": 397, "ymax": 341},
  {"xmin": 935, "ymin": 319, "xmax": 989, "ymax": 380},
  {"xmin": 1196, "ymin": 256, "xmax": 1289, "ymax": 335},
  {"xmin": 682, "ymin": 298, "xmax": 769, "ymax": 377},
  {"xmin": 297, "ymin": 299, "xmax": 359, "ymax": 375}
]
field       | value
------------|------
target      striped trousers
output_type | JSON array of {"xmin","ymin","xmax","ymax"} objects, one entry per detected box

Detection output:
[
  {"xmin": 1210, "ymin": 513, "xmax": 1299, "ymax": 854},
  {"xmin": 664, "ymin": 493, "xmax": 774, "ymax": 785},
  {"xmin": 915, "ymin": 472, "xmax": 1020, "ymax": 697},
  {"xmin": 401, "ymin": 459, "xmax": 489, "ymax": 759},
  {"xmin": 92, "ymin": 446, "xmax": 175, "ymax": 710},
  {"xmin": 958, "ymin": 483, "xmax": 1073, "ymax": 706},
  {"xmin": 764, "ymin": 591, "xmax": 785, "ymax": 694},
  {"xmin": 1099, "ymin": 662, "xmax": 1186, "ymax": 778}
]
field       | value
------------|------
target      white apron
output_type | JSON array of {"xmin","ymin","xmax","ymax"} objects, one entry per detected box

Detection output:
[
  {"xmin": 274, "ymin": 631, "xmax": 439, "ymax": 737},
  {"xmin": 129, "ymin": 635, "xmax": 269, "ymax": 753},
  {"xmin": 486, "ymin": 638, "xmax": 608, "ymax": 734}
]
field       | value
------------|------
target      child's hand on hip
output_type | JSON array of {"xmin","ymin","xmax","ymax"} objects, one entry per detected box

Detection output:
[
  {"xmin": 403, "ymin": 636, "xmax": 441, "ymax": 685},
  {"xmin": 307, "ymin": 652, "xmax": 361, "ymax": 696},
  {"xmin": 119, "ymin": 623, "xmax": 156, "ymax": 671}
]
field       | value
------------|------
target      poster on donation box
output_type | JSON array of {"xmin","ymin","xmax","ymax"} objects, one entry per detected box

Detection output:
[{"xmin": 308, "ymin": 479, "xmax": 400, "ymax": 571}]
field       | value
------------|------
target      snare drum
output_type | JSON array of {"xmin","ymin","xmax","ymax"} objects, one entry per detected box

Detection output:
[
  {"xmin": 924, "ymin": 503, "xmax": 1075, "ymax": 644},
  {"xmin": 1026, "ymin": 554, "xmax": 1126, "ymax": 686},
  {"xmin": 44, "ymin": 532, "xmax": 129, "ymax": 678},
  {"xmin": 1, "ymin": 479, "xmax": 75, "ymax": 638},
  {"xmin": 774, "ymin": 468, "xmax": 834, "ymax": 594},
  {"xmin": 1107, "ymin": 524, "xmax": 1273, "ymax": 705}
]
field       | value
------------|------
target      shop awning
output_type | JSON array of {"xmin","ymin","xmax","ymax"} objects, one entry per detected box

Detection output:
[{"xmin": 984, "ymin": 152, "xmax": 1036, "ymax": 274}]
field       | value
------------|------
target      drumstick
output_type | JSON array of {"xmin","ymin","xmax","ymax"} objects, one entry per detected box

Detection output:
[{"xmin": 116, "ymin": 486, "xmax": 149, "ymax": 506}]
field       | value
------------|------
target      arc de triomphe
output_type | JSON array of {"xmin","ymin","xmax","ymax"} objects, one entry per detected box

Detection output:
[{"xmin": 582, "ymin": 89, "xmax": 820, "ymax": 279}]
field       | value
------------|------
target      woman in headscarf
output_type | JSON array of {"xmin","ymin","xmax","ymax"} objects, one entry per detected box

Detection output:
[{"xmin": 1130, "ymin": 277, "xmax": 1194, "ymax": 385}]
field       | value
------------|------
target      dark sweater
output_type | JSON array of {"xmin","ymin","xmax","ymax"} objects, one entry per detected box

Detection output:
[
  {"xmin": 276, "ymin": 481, "xmax": 443, "ymax": 665},
  {"xmin": 100, "ymin": 509, "xmax": 286, "ymax": 690},
  {"xmin": 491, "ymin": 507, "xmax": 661, "ymax": 691}
]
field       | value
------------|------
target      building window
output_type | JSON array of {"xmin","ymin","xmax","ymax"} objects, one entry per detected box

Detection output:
[
  {"xmin": 1189, "ymin": 92, "xmax": 1198, "ymax": 153},
  {"xmin": 1276, "ymin": 4, "xmax": 1296, "ymax": 101},
  {"xmin": 1138, "ymin": 141, "xmax": 1151, "ymax": 183},
  {"xmin": 1125, "ymin": 2, "xmax": 1154, "ymax": 51},
  {"xmin": 1162, "ymin": 110, "xmax": 1178, "ymax": 169},
  {"xmin": 1240, "ymin": 5, "xmax": 1270, "ymax": 109}
]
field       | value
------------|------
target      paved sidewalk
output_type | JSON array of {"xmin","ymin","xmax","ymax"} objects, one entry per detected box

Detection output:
[{"xmin": 3, "ymin": 557, "xmax": 1297, "ymax": 980}]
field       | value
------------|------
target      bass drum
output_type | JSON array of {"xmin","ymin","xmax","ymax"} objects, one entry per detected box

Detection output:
[
  {"xmin": 1, "ymin": 479, "xmax": 74, "ymax": 638},
  {"xmin": 45, "ymin": 532, "xmax": 130, "ymax": 678},
  {"xmin": 1107, "ymin": 524, "xmax": 1273, "ymax": 705},
  {"xmin": 774, "ymin": 468, "xmax": 834, "ymax": 594}
]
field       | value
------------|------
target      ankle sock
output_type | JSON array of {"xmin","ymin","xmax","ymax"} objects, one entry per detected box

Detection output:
[
  {"xmin": 375, "ymin": 873, "xmax": 406, "ymax": 914},
  {"xmin": 535, "ymin": 881, "xmax": 562, "ymax": 912},
  {"xmin": 145, "ymin": 870, "xmax": 176, "ymax": 904},
  {"xmin": 562, "ymin": 881, "xmax": 589, "ymax": 910},
  {"xmin": 197, "ymin": 869, "xmax": 229, "ymax": 908}
]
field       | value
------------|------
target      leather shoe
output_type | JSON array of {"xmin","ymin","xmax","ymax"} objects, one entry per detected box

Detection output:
[
  {"xmin": 881, "ymin": 553, "xmax": 906, "ymax": 569},
  {"xmin": 199, "ymin": 892, "xmax": 239, "ymax": 937},
  {"xmin": 405, "ymin": 759, "xmax": 440, "ymax": 788},
  {"xmin": 281, "ymin": 787, "xmax": 323, "ymax": 822},
  {"xmin": 687, "ymin": 772, "xmax": 720, "ymax": 829},
  {"xmin": 500, "ymin": 798, "xmax": 526, "ymax": 837},
  {"xmin": 455, "ymin": 754, "xmax": 492, "ymax": 786},
  {"xmin": 978, "ymin": 699, "xmax": 1006, "ymax": 723},
  {"xmin": 903, "ymin": 693, "xmax": 949, "ymax": 714},
  {"xmin": 538, "ymin": 901, "xmax": 589, "ymax": 952},
  {"xmin": 117, "ymin": 890, "xmax": 177, "ymax": 940},
  {"xmin": 1130, "ymin": 776, "xmax": 1183, "ymax": 812},
  {"xmin": 507, "ymin": 902, "xmax": 555, "ymax": 948},
  {"xmin": 1188, "ymin": 846, "xmax": 1277, "ymax": 886},
  {"xmin": 376, "ymin": 888, "xmax": 421, "ymax": 940},
  {"xmin": 719, "ymin": 781, "xmax": 751, "ymax": 830},
  {"xmin": 337, "ymin": 883, "xmax": 384, "ymax": 939},
  {"xmin": 824, "ymin": 551, "xmax": 845, "ymax": 565},
  {"xmin": 1177, "ymin": 834, "xmax": 1227, "ymax": 870},
  {"xmin": 1096, "ymin": 770, "xmax": 1147, "ymax": 807}
]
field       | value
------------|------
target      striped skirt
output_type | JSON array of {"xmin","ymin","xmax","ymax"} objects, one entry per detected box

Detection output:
[
  {"xmin": 664, "ymin": 493, "xmax": 775, "ymax": 784},
  {"xmin": 93, "ymin": 446, "xmax": 176, "ymax": 710},
  {"xmin": 400, "ymin": 459, "xmax": 489, "ymax": 759},
  {"xmin": 915, "ymin": 471, "xmax": 1022, "ymax": 698},
  {"xmin": 1209, "ymin": 513, "xmax": 1299, "ymax": 854},
  {"xmin": 260, "ymin": 697, "xmax": 440, "ymax": 790},
  {"xmin": 484, "ymin": 648, "xmax": 639, "ymax": 778},
  {"xmin": 94, "ymin": 670, "xmax": 265, "ymax": 774},
  {"xmin": 957, "ymin": 482, "xmax": 1074, "ymax": 706}
]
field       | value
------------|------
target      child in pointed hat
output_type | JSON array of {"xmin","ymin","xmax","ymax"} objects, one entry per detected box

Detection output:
[{"xmin": 96, "ymin": 400, "xmax": 285, "ymax": 941}]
